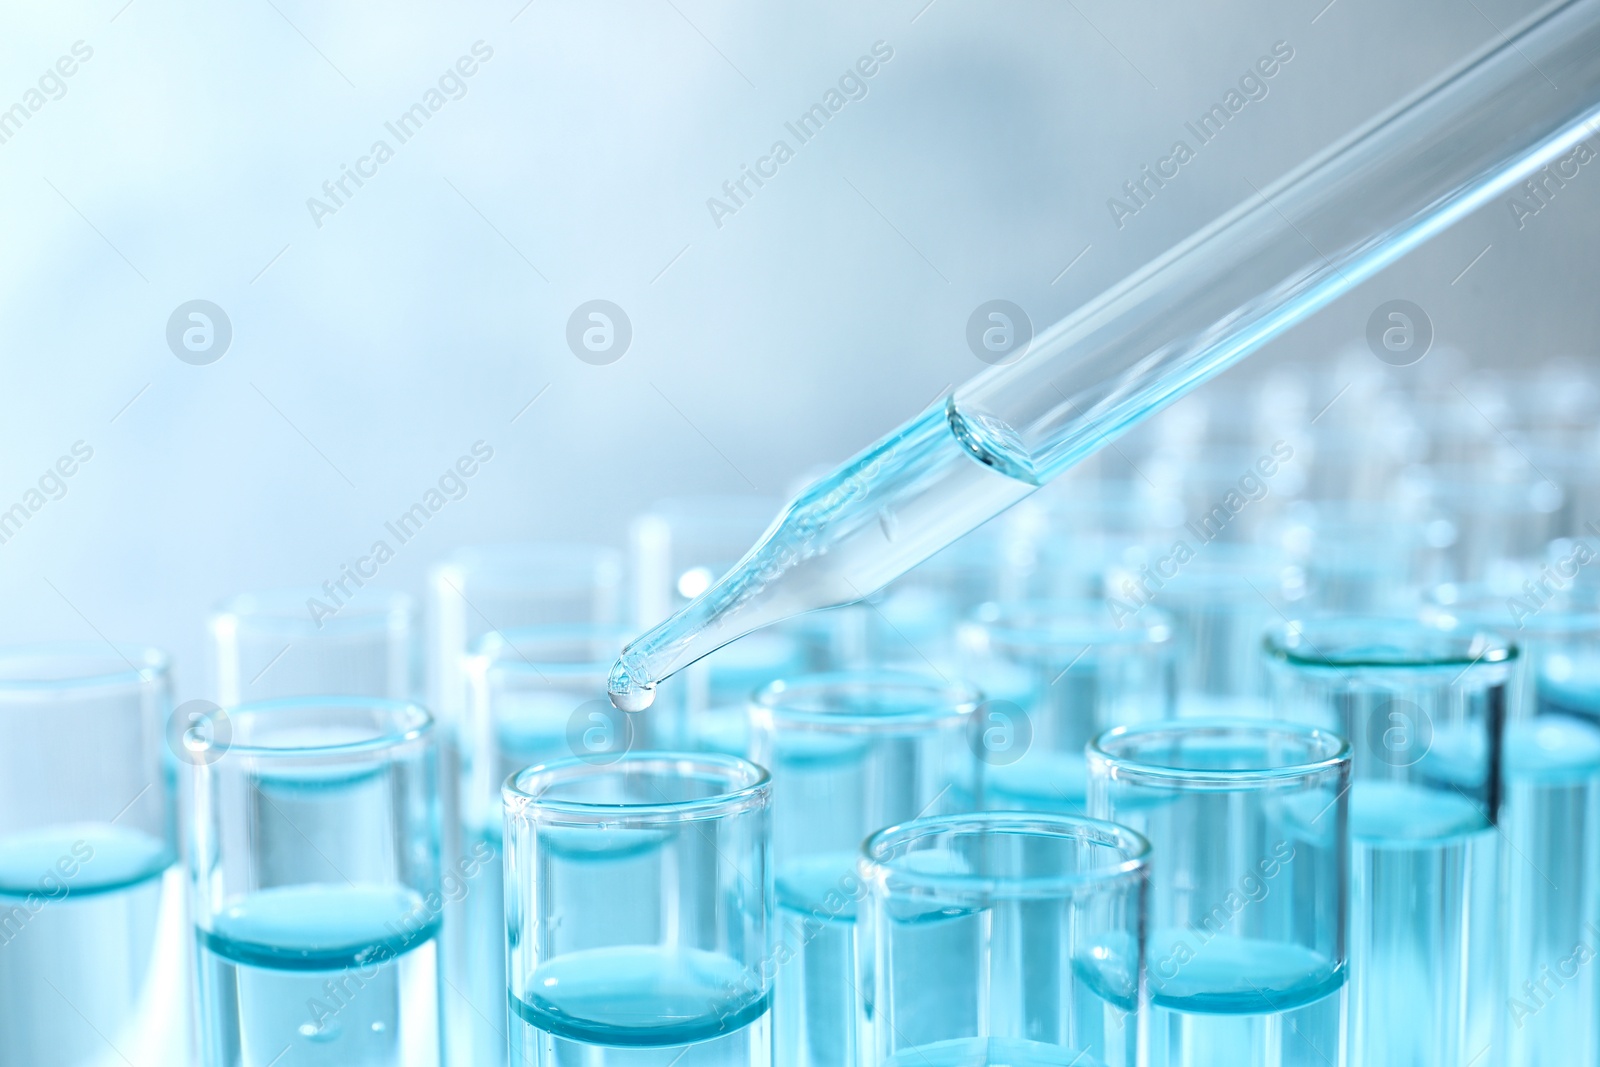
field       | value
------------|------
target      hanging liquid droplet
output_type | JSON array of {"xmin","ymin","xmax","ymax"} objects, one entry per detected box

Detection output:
[{"xmin": 609, "ymin": 680, "xmax": 656, "ymax": 713}]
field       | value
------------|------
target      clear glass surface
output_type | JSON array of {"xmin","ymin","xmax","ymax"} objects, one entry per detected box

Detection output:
[
  {"xmin": 1087, "ymin": 719, "xmax": 1350, "ymax": 1067},
  {"xmin": 502, "ymin": 754, "xmax": 772, "ymax": 1067},
  {"xmin": 185, "ymin": 698, "xmax": 443, "ymax": 1067},
  {"xmin": 858, "ymin": 812, "xmax": 1150, "ymax": 1067},
  {"xmin": 0, "ymin": 644, "xmax": 185, "ymax": 1067}
]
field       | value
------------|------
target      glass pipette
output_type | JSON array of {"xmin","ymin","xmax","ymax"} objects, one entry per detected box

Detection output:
[{"xmin": 611, "ymin": 0, "xmax": 1600, "ymax": 711}]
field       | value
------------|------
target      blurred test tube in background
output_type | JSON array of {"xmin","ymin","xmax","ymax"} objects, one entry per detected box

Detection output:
[{"xmin": 0, "ymin": 645, "xmax": 186, "ymax": 1067}]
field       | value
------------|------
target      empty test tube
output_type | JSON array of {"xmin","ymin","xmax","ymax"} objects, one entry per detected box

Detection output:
[
  {"xmin": 210, "ymin": 588, "xmax": 415, "ymax": 705},
  {"xmin": 1265, "ymin": 618, "xmax": 1513, "ymax": 1067},
  {"xmin": 502, "ymin": 753, "xmax": 772, "ymax": 1067},
  {"xmin": 857, "ymin": 812, "xmax": 1150, "ymax": 1067},
  {"xmin": 958, "ymin": 599, "xmax": 1175, "ymax": 812},
  {"xmin": 747, "ymin": 671, "xmax": 980, "ymax": 1067},
  {"xmin": 0, "ymin": 645, "xmax": 185, "ymax": 1067},
  {"xmin": 185, "ymin": 697, "xmax": 443, "ymax": 1067},
  {"xmin": 1087, "ymin": 719, "xmax": 1350, "ymax": 1067}
]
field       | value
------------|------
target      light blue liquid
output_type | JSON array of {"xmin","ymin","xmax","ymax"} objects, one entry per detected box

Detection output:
[
  {"xmin": 0, "ymin": 823, "xmax": 185, "ymax": 1067},
  {"xmin": 883, "ymin": 1037, "xmax": 1108, "ymax": 1067},
  {"xmin": 1349, "ymin": 780, "xmax": 1497, "ymax": 1067},
  {"xmin": 1501, "ymin": 712, "xmax": 1600, "ymax": 1066},
  {"xmin": 1138, "ymin": 934, "xmax": 1344, "ymax": 1066},
  {"xmin": 197, "ymin": 883, "xmax": 442, "ymax": 1067},
  {"xmin": 775, "ymin": 854, "xmax": 859, "ymax": 1067},
  {"xmin": 508, "ymin": 945, "xmax": 770, "ymax": 1067}
]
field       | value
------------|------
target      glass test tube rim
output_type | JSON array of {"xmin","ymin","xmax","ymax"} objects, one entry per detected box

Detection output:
[
  {"xmin": 211, "ymin": 586, "xmax": 414, "ymax": 638},
  {"xmin": 196, "ymin": 695, "xmax": 433, "ymax": 761},
  {"xmin": 504, "ymin": 750, "xmax": 771, "ymax": 826},
  {"xmin": 1089, "ymin": 718, "xmax": 1351, "ymax": 791},
  {"xmin": 749, "ymin": 669, "xmax": 982, "ymax": 733},
  {"xmin": 966, "ymin": 598, "xmax": 1176, "ymax": 651},
  {"xmin": 1426, "ymin": 584, "xmax": 1600, "ymax": 637},
  {"xmin": 1263, "ymin": 615, "xmax": 1518, "ymax": 671},
  {"xmin": 0, "ymin": 641, "xmax": 168, "ymax": 696},
  {"xmin": 859, "ymin": 810, "xmax": 1151, "ymax": 900}
]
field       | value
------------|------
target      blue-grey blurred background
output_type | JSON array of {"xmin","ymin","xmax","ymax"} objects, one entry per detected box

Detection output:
[{"xmin": 0, "ymin": 0, "xmax": 1592, "ymax": 699}]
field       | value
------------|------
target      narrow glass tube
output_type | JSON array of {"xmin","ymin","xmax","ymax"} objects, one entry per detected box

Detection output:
[
  {"xmin": 629, "ymin": 496, "xmax": 782, "ymax": 626},
  {"xmin": 426, "ymin": 544, "xmax": 624, "ymax": 1065},
  {"xmin": 609, "ymin": 0, "xmax": 1600, "ymax": 706},
  {"xmin": 958, "ymin": 599, "xmax": 1175, "ymax": 812},
  {"xmin": 1425, "ymin": 589, "xmax": 1600, "ymax": 1064},
  {"xmin": 1087, "ymin": 719, "xmax": 1350, "ymax": 1067},
  {"xmin": 455, "ymin": 624, "xmax": 637, "ymax": 1067},
  {"xmin": 746, "ymin": 671, "xmax": 979, "ymax": 1067},
  {"xmin": 502, "ymin": 753, "xmax": 772, "ymax": 1067},
  {"xmin": 427, "ymin": 544, "xmax": 624, "ymax": 730},
  {"xmin": 209, "ymin": 588, "xmax": 415, "ymax": 705},
  {"xmin": 0, "ymin": 645, "xmax": 184, "ymax": 1067},
  {"xmin": 185, "ymin": 697, "xmax": 443, "ymax": 1067},
  {"xmin": 1264, "ymin": 618, "xmax": 1513, "ymax": 1067},
  {"xmin": 858, "ymin": 812, "xmax": 1150, "ymax": 1067}
]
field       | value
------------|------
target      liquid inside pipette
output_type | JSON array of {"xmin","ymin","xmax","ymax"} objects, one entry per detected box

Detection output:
[{"xmin": 607, "ymin": 398, "xmax": 1039, "ymax": 712}]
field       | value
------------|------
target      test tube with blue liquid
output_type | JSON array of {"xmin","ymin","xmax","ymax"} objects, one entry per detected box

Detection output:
[
  {"xmin": 957, "ymin": 599, "xmax": 1175, "ymax": 812},
  {"xmin": 1087, "ymin": 719, "xmax": 1349, "ymax": 1066},
  {"xmin": 502, "ymin": 753, "xmax": 772, "ymax": 1066},
  {"xmin": 857, "ymin": 812, "xmax": 1150, "ymax": 1067},
  {"xmin": 456, "ymin": 624, "xmax": 637, "ymax": 1067},
  {"xmin": 185, "ymin": 697, "xmax": 443, "ymax": 1066},
  {"xmin": 1265, "ymin": 618, "xmax": 1512, "ymax": 1067},
  {"xmin": 0, "ymin": 645, "xmax": 186, "ymax": 1067},
  {"xmin": 427, "ymin": 543, "xmax": 625, "ymax": 1065},
  {"xmin": 746, "ymin": 671, "xmax": 979, "ymax": 1067},
  {"xmin": 1426, "ymin": 584, "xmax": 1600, "ymax": 1064}
]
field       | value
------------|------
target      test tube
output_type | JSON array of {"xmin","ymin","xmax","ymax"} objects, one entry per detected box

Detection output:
[
  {"xmin": 186, "ymin": 697, "xmax": 442, "ymax": 1067},
  {"xmin": 1108, "ymin": 545, "xmax": 1298, "ymax": 718},
  {"xmin": 958, "ymin": 599, "xmax": 1176, "ymax": 812},
  {"xmin": 455, "ymin": 625, "xmax": 638, "ymax": 1067},
  {"xmin": 1424, "ymin": 587, "xmax": 1600, "ymax": 1064},
  {"xmin": 426, "ymin": 544, "xmax": 624, "ymax": 1065},
  {"xmin": 1087, "ymin": 719, "xmax": 1349, "ymax": 1066},
  {"xmin": 209, "ymin": 588, "xmax": 415, "ymax": 705},
  {"xmin": 746, "ymin": 671, "xmax": 979, "ymax": 1067},
  {"xmin": 0, "ymin": 645, "xmax": 183, "ymax": 1067},
  {"xmin": 1264, "ymin": 618, "xmax": 1512, "ymax": 1067},
  {"xmin": 857, "ymin": 812, "xmax": 1150, "ymax": 1067},
  {"xmin": 502, "ymin": 753, "xmax": 772, "ymax": 1066}
]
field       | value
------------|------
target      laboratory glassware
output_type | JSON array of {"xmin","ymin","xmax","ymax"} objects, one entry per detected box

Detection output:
[
  {"xmin": 747, "ymin": 671, "xmax": 979, "ymax": 1067},
  {"xmin": 608, "ymin": 0, "xmax": 1600, "ymax": 710},
  {"xmin": 502, "ymin": 753, "xmax": 772, "ymax": 1067},
  {"xmin": 210, "ymin": 588, "xmax": 415, "ymax": 705},
  {"xmin": 1088, "ymin": 719, "xmax": 1350, "ymax": 1066},
  {"xmin": 186, "ymin": 697, "xmax": 443, "ymax": 1067},
  {"xmin": 957, "ymin": 599, "xmax": 1175, "ymax": 812},
  {"xmin": 858, "ymin": 812, "xmax": 1150, "ymax": 1067},
  {"xmin": 454, "ymin": 624, "xmax": 636, "ymax": 1067},
  {"xmin": 1264, "ymin": 618, "xmax": 1512, "ymax": 1067},
  {"xmin": 0, "ymin": 644, "xmax": 184, "ymax": 1067}
]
